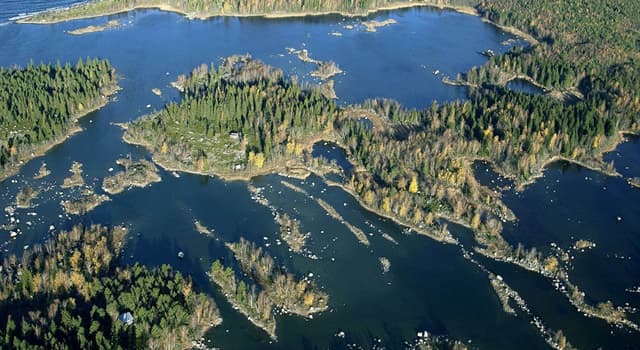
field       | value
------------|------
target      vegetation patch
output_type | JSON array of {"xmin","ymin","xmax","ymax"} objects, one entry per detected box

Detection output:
[
  {"xmin": 0, "ymin": 59, "xmax": 117, "ymax": 181},
  {"xmin": 61, "ymin": 189, "xmax": 111, "ymax": 215},
  {"xmin": 102, "ymin": 157, "xmax": 161, "ymax": 195},
  {"xmin": 61, "ymin": 161, "xmax": 86, "ymax": 189},
  {"xmin": 0, "ymin": 224, "xmax": 221, "ymax": 349},
  {"xmin": 209, "ymin": 237, "xmax": 328, "ymax": 338},
  {"xmin": 15, "ymin": 186, "xmax": 38, "ymax": 208}
]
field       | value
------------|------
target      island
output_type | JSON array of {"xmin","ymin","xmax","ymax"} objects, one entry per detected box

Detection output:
[
  {"xmin": 311, "ymin": 61, "xmax": 343, "ymax": 80},
  {"xmin": 276, "ymin": 212, "xmax": 308, "ymax": 252},
  {"xmin": 0, "ymin": 224, "xmax": 221, "ymax": 348},
  {"xmin": 102, "ymin": 157, "xmax": 161, "ymax": 195},
  {"xmin": 33, "ymin": 163, "xmax": 51, "ymax": 179},
  {"xmin": 209, "ymin": 237, "xmax": 328, "ymax": 338},
  {"xmin": 362, "ymin": 18, "xmax": 397, "ymax": 32},
  {"xmin": 66, "ymin": 19, "xmax": 120, "ymax": 35},
  {"xmin": 61, "ymin": 188, "xmax": 111, "ymax": 215},
  {"xmin": 628, "ymin": 177, "xmax": 640, "ymax": 189},
  {"xmin": 15, "ymin": 186, "xmax": 38, "ymax": 208},
  {"xmin": 0, "ymin": 59, "xmax": 118, "ymax": 181},
  {"xmin": 61, "ymin": 161, "xmax": 86, "ymax": 188}
]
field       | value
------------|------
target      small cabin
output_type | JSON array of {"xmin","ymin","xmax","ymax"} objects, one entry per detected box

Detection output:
[
  {"xmin": 229, "ymin": 132, "xmax": 241, "ymax": 141},
  {"xmin": 118, "ymin": 312, "xmax": 134, "ymax": 325}
]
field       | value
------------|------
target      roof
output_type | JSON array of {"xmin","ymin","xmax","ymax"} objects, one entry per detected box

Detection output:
[{"xmin": 118, "ymin": 312, "xmax": 134, "ymax": 325}]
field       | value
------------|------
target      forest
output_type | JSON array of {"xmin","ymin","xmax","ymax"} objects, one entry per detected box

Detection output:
[
  {"xmin": 22, "ymin": 0, "xmax": 478, "ymax": 23},
  {"xmin": 0, "ymin": 59, "xmax": 117, "ymax": 179},
  {"xmin": 0, "ymin": 225, "xmax": 220, "ymax": 349},
  {"xmin": 125, "ymin": 55, "xmax": 337, "ymax": 176}
]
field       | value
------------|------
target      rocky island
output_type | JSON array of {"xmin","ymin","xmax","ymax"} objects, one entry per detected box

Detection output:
[
  {"xmin": 102, "ymin": 157, "xmax": 161, "ymax": 194},
  {"xmin": 61, "ymin": 188, "xmax": 110, "ymax": 215},
  {"xmin": 15, "ymin": 186, "xmax": 39, "ymax": 208}
]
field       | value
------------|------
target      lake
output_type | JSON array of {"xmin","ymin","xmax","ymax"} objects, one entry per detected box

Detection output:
[{"xmin": 0, "ymin": 2, "xmax": 639, "ymax": 349}]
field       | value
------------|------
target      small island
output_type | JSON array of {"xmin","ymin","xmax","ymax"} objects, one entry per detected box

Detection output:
[
  {"xmin": 276, "ymin": 213, "xmax": 308, "ymax": 252},
  {"xmin": 379, "ymin": 257, "xmax": 391, "ymax": 273},
  {"xmin": 61, "ymin": 188, "xmax": 110, "ymax": 215},
  {"xmin": 66, "ymin": 19, "xmax": 120, "ymax": 35},
  {"xmin": 33, "ymin": 163, "xmax": 51, "ymax": 179},
  {"xmin": 61, "ymin": 161, "xmax": 85, "ymax": 188},
  {"xmin": 574, "ymin": 239, "xmax": 596, "ymax": 251},
  {"xmin": 311, "ymin": 60, "xmax": 343, "ymax": 80},
  {"xmin": 16, "ymin": 186, "xmax": 39, "ymax": 208},
  {"xmin": 627, "ymin": 177, "xmax": 640, "ymax": 189},
  {"xmin": 102, "ymin": 157, "xmax": 161, "ymax": 195},
  {"xmin": 362, "ymin": 18, "xmax": 397, "ymax": 32}
]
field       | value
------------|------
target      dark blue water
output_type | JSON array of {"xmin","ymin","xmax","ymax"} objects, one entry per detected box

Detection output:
[
  {"xmin": 0, "ymin": 2, "xmax": 639, "ymax": 349},
  {"xmin": 506, "ymin": 78, "xmax": 544, "ymax": 95},
  {"xmin": 0, "ymin": 0, "xmax": 85, "ymax": 23},
  {"xmin": 312, "ymin": 141, "xmax": 353, "ymax": 176}
]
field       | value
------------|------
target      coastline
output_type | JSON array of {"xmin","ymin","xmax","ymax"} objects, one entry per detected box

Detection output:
[
  {"xmin": 15, "ymin": 1, "xmax": 536, "ymax": 47},
  {"xmin": 18, "ymin": 2, "xmax": 476, "ymax": 24},
  {"xmin": 0, "ymin": 86, "xmax": 119, "ymax": 183},
  {"xmin": 207, "ymin": 272, "xmax": 278, "ymax": 339}
]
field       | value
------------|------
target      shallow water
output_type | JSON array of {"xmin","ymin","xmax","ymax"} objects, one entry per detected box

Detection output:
[{"xmin": 0, "ymin": 2, "xmax": 639, "ymax": 349}]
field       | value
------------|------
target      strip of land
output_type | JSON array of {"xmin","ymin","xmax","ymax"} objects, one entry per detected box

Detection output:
[{"xmin": 66, "ymin": 19, "xmax": 120, "ymax": 35}]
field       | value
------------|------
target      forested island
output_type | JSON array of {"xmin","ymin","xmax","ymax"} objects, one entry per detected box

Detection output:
[
  {"xmin": 0, "ymin": 59, "xmax": 118, "ymax": 181},
  {"xmin": 0, "ymin": 225, "xmax": 221, "ymax": 349},
  {"xmin": 19, "ymin": 0, "xmax": 477, "ymax": 23},
  {"xmin": 209, "ymin": 237, "xmax": 328, "ymax": 338}
]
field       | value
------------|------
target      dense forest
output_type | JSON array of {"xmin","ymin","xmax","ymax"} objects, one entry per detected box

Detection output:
[
  {"xmin": 23, "ymin": 0, "xmax": 477, "ymax": 22},
  {"xmin": 125, "ymin": 55, "xmax": 337, "ymax": 176},
  {"xmin": 0, "ymin": 225, "xmax": 220, "ymax": 349},
  {"xmin": 0, "ymin": 59, "xmax": 117, "ymax": 179}
]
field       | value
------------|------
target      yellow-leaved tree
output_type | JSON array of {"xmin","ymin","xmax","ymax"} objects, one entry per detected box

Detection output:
[
  {"xmin": 408, "ymin": 175, "xmax": 419, "ymax": 193},
  {"xmin": 254, "ymin": 153, "xmax": 265, "ymax": 169}
]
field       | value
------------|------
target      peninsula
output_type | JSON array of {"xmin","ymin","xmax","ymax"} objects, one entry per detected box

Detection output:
[{"xmin": 0, "ymin": 59, "xmax": 118, "ymax": 182}]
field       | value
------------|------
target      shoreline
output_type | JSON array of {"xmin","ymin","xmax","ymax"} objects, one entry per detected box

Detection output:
[
  {"xmin": 207, "ymin": 272, "xmax": 277, "ymax": 339},
  {"xmin": 15, "ymin": 1, "xmax": 536, "ymax": 46},
  {"xmin": 17, "ymin": 2, "xmax": 476, "ymax": 24},
  {"xmin": 322, "ymin": 177, "xmax": 457, "ymax": 244},
  {"xmin": 0, "ymin": 86, "xmax": 119, "ymax": 183}
]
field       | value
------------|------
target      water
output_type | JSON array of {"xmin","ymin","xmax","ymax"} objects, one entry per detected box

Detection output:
[
  {"xmin": 312, "ymin": 141, "xmax": 353, "ymax": 176},
  {"xmin": 0, "ymin": 0, "xmax": 85, "ymax": 23},
  {"xmin": 0, "ymin": 2, "xmax": 639, "ymax": 349},
  {"xmin": 505, "ymin": 78, "xmax": 545, "ymax": 95}
]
